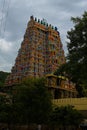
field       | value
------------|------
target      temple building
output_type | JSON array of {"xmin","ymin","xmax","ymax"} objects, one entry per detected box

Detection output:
[
  {"xmin": 5, "ymin": 16, "xmax": 65, "ymax": 86},
  {"xmin": 46, "ymin": 74, "xmax": 77, "ymax": 99}
]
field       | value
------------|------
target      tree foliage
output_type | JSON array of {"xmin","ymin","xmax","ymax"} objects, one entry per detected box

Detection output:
[
  {"xmin": 49, "ymin": 105, "xmax": 83, "ymax": 127},
  {"xmin": 12, "ymin": 77, "xmax": 52, "ymax": 125},
  {"xmin": 0, "ymin": 71, "xmax": 10, "ymax": 91},
  {"xmin": 0, "ymin": 94, "xmax": 13, "ymax": 127},
  {"xmin": 0, "ymin": 78, "xmax": 84, "ymax": 129},
  {"xmin": 67, "ymin": 12, "xmax": 87, "ymax": 82},
  {"xmin": 55, "ymin": 11, "xmax": 87, "ymax": 97},
  {"xmin": 0, "ymin": 71, "xmax": 10, "ymax": 83}
]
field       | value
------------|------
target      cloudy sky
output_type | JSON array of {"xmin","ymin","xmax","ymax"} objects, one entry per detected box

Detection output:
[{"xmin": 0, "ymin": 0, "xmax": 87, "ymax": 72}]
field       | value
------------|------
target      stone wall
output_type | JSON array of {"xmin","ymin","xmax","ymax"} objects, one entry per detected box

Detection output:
[{"xmin": 53, "ymin": 98, "xmax": 87, "ymax": 110}]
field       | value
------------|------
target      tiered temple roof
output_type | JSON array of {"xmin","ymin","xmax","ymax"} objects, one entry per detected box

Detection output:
[{"xmin": 5, "ymin": 16, "xmax": 65, "ymax": 86}]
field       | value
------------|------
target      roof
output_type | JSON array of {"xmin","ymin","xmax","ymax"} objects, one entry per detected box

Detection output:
[{"xmin": 46, "ymin": 74, "xmax": 68, "ymax": 80}]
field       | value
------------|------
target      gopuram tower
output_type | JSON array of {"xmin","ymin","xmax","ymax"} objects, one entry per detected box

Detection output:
[{"xmin": 5, "ymin": 16, "xmax": 65, "ymax": 86}]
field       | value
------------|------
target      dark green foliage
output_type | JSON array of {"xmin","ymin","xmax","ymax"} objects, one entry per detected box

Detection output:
[
  {"xmin": 49, "ymin": 105, "xmax": 83, "ymax": 127},
  {"xmin": 0, "ymin": 95, "xmax": 12, "ymax": 124},
  {"xmin": 55, "ymin": 11, "xmax": 87, "ymax": 97},
  {"xmin": 12, "ymin": 78, "xmax": 52, "ymax": 124},
  {"xmin": 0, "ymin": 78, "xmax": 84, "ymax": 128},
  {"xmin": 0, "ymin": 78, "xmax": 52, "ymax": 127},
  {"xmin": 0, "ymin": 71, "xmax": 10, "ymax": 83},
  {"xmin": 67, "ymin": 12, "xmax": 87, "ymax": 88},
  {"xmin": 0, "ymin": 71, "xmax": 10, "ymax": 90}
]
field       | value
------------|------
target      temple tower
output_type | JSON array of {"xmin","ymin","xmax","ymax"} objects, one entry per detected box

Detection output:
[{"xmin": 5, "ymin": 16, "xmax": 65, "ymax": 86}]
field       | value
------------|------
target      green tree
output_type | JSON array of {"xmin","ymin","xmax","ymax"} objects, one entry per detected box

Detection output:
[
  {"xmin": 0, "ymin": 71, "xmax": 10, "ymax": 83},
  {"xmin": 0, "ymin": 94, "xmax": 13, "ymax": 129},
  {"xmin": 13, "ymin": 78, "xmax": 52, "ymax": 126},
  {"xmin": 0, "ymin": 71, "xmax": 10, "ymax": 91},
  {"xmin": 55, "ymin": 11, "xmax": 87, "ymax": 96},
  {"xmin": 49, "ymin": 105, "xmax": 83, "ymax": 129},
  {"xmin": 67, "ymin": 11, "xmax": 87, "ymax": 81}
]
